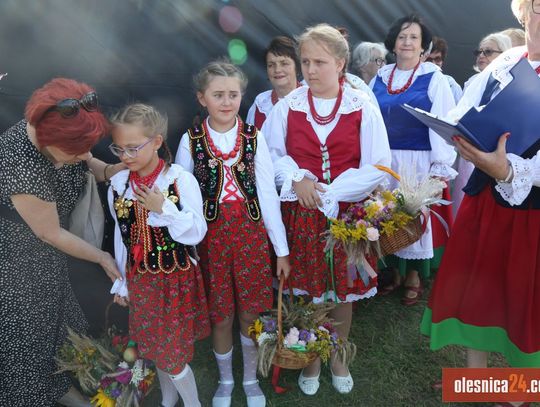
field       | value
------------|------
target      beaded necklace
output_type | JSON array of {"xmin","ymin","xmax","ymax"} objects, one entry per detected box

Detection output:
[
  {"xmin": 203, "ymin": 120, "xmax": 241, "ymax": 160},
  {"xmin": 129, "ymin": 158, "xmax": 165, "ymax": 192},
  {"xmin": 307, "ymin": 85, "xmax": 343, "ymax": 125},
  {"xmin": 386, "ymin": 61, "xmax": 421, "ymax": 95}
]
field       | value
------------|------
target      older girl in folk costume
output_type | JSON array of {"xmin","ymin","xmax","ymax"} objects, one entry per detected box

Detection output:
[
  {"xmin": 247, "ymin": 36, "xmax": 301, "ymax": 129},
  {"xmin": 263, "ymin": 24, "xmax": 391, "ymax": 395},
  {"xmin": 423, "ymin": 3, "xmax": 540, "ymax": 404},
  {"xmin": 108, "ymin": 104, "xmax": 210, "ymax": 407},
  {"xmin": 370, "ymin": 15, "xmax": 457, "ymax": 305},
  {"xmin": 176, "ymin": 61, "xmax": 290, "ymax": 407}
]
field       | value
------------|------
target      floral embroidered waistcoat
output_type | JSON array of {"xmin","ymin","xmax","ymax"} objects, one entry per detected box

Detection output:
[
  {"xmin": 112, "ymin": 182, "xmax": 192, "ymax": 274},
  {"xmin": 188, "ymin": 120, "xmax": 262, "ymax": 222}
]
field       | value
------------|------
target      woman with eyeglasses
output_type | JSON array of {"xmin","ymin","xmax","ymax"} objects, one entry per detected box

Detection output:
[
  {"xmin": 422, "ymin": 1, "xmax": 540, "ymax": 398},
  {"xmin": 464, "ymin": 32, "xmax": 512, "ymax": 91},
  {"xmin": 453, "ymin": 32, "xmax": 513, "ymax": 215},
  {"xmin": 371, "ymin": 14, "xmax": 457, "ymax": 305},
  {"xmin": 0, "ymin": 78, "xmax": 123, "ymax": 407},
  {"xmin": 351, "ymin": 41, "xmax": 388, "ymax": 85}
]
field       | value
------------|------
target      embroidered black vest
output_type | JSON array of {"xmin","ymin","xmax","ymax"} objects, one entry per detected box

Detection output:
[
  {"xmin": 463, "ymin": 74, "xmax": 540, "ymax": 209},
  {"xmin": 112, "ymin": 182, "xmax": 191, "ymax": 274},
  {"xmin": 188, "ymin": 120, "xmax": 262, "ymax": 222}
]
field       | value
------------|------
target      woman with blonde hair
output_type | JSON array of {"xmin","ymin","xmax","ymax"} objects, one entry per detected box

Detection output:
[{"xmin": 264, "ymin": 23, "xmax": 391, "ymax": 396}]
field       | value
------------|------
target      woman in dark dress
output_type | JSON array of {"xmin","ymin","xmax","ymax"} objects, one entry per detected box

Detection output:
[{"xmin": 0, "ymin": 78, "xmax": 122, "ymax": 407}]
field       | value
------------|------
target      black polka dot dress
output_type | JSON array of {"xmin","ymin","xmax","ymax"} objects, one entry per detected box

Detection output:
[{"xmin": 0, "ymin": 120, "xmax": 89, "ymax": 406}]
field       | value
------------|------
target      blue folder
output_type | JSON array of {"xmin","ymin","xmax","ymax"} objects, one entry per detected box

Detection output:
[{"xmin": 401, "ymin": 58, "xmax": 540, "ymax": 156}]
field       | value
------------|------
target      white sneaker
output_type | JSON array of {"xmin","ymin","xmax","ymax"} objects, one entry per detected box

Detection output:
[
  {"xmin": 298, "ymin": 368, "xmax": 320, "ymax": 396},
  {"xmin": 330, "ymin": 368, "xmax": 354, "ymax": 394}
]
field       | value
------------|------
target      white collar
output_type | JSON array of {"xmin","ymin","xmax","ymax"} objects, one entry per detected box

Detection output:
[
  {"xmin": 285, "ymin": 85, "xmax": 366, "ymax": 114},
  {"xmin": 110, "ymin": 163, "xmax": 183, "ymax": 198}
]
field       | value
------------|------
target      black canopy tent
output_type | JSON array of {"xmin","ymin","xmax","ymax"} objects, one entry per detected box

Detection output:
[{"xmin": 0, "ymin": 0, "xmax": 519, "ymax": 330}]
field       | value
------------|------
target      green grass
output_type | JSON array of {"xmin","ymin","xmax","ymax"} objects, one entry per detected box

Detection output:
[{"xmin": 143, "ymin": 282, "xmax": 538, "ymax": 407}]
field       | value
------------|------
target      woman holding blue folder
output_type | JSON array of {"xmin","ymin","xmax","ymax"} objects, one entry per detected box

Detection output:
[
  {"xmin": 422, "ymin": 0, "xmax": 540, "ymax": 389},
  {"xmin": 371, "ymin": 14, "xmax": 457, "ymax": 305}
]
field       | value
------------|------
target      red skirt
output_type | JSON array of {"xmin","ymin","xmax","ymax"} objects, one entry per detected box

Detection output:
[
  {"xmin": 199, "ymin": 201, "xmax": 273, "ymax": 324},
  {"xmin": 424, "ymin": 187, "xmax": 540, "ymax": 361},
  {"xmin": 282, "ymin": 201, "xmax": 377, "ymax": 303},
  {"xmin": 128, "ymin": 262, "xmax": 210, "ymax": 375}
]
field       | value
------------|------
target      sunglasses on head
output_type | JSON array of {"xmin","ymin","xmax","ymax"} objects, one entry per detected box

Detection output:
[
  {"xmin": 473, "ymin": 49, "xmax": 502, "ymax": 58},
  {"xmin": 45, "ymin": 91, "xmax": 99, "ymax": 118}
]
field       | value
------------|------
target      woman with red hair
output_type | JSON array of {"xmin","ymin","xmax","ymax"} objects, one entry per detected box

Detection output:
[{"xmin": 0, "ymin": 78, "xmax": 123, "ymax": 407}]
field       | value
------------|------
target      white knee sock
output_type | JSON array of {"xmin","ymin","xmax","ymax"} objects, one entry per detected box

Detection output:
[
  {"xmin": 214, "ymin": 347, "xmax": 234, "ymax": 398},
  {"xmin": 240, "ymin": 333, "xmax": 264, "ymax": 398},
  {"xmin": 157, "ymin": 367, "xmax": 179, "ymax": 407},
  {"xmin": 169, "ymin": 364, "xmax": 201, "ymax": 407}
]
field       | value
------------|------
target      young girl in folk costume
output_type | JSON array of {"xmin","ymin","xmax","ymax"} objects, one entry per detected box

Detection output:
[
  {"xmin": 246, "ymin": 36, "xmax": 301, "ymax": 129},
  {"xmin": 263, "ymin": 24, "xmax": 391, "ymax": 395},
  {"xmin": 175, "ymin": 61, "xmax": 291, "ymax": 407},
  {"xmin": 108, "ymin": 104, "xmax": 210, "ymax": 407}
]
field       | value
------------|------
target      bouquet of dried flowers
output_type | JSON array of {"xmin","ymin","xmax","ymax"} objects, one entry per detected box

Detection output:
[{"xmin": 56, "ymin": 328, "xmax": 155, "ymax": 407}]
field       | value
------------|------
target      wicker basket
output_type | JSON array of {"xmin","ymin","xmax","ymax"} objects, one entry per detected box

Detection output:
[
  {"xmin": 271, "ymin": 277, "xmax": 318, "ymax": 370},
  {"xmin": 378, "ymin": 215, "xmax": 424, "ymax": 256},
  {"xmin": 372, "ymin": 164, "xmax": 426, "ymax": 257}
]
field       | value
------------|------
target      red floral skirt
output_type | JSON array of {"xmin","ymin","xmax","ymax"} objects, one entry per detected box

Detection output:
[
  {"xmin": 281, "ymin": 201, "xmax": 377, "ymax": 303},
  {"xmin": 199, "ymin": 201, "xmax": 273, "ymax": 324},
  {"xmin": 128, "ymin": 262, "xmax": 210, "ymax": 375}
]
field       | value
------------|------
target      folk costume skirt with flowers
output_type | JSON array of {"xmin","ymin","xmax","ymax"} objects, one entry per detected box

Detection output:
[
  {"xmin": 128, "ymin": 261, "xmax": 210, "ymax": 375},
  {"xmin": 421, "ymin": 187, "xmax": 540, "ymax": 367},
  {"xmin": 199, "ymin": 201, "xmax": 273, "ymax": 324},
  {"xmin": 282, "ymin": 201, "xmax": 377, "ymax": 303}
]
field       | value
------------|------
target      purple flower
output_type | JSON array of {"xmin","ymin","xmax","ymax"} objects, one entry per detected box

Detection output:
[
  {"xmin": 298, "ymin": 329, "xmax": 310, "ymax": 342},
  {"xmin": 111, "ymin": 387, "xmax": 123, "ymax": 398},
  {"xmin": 330, "ymin": 332, "xmax": 339, "ymax": 342},
  {"xmin": 115, "ymin": 369, "xmax": 133, "ymax": 385},
  {"xmin": 263, "ymin": 319, "xmax": 276, "ymax": 332}
]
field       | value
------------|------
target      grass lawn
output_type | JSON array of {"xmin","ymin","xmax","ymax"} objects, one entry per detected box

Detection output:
[{"xmin": 142, "ymin": 281, "xmax": 538, "ymax": 407}]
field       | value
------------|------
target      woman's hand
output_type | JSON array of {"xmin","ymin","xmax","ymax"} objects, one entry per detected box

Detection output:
[
  {"xmin": 293, "ymin": 177, "xmax": 325, "ymax": 209},
  {"xmin": 133, "ymin": 185, "xmax": 165, "ymax": 213},
  {"xmin": 276, "ymin": 255, "xmax": 291, "ymax": 280},
  {"xmin": 454, "ymin": 132, "xmax": 511, "ymax": 180},
  {"xmin": 114, "ymin": 294, "xmax": 129, "ymax": 307},
  {"xmin": 98, "ymin": 251, "xmax": 123, "ymax": 282}
]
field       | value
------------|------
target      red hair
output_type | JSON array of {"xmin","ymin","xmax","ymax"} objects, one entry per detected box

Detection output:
[{"xmin": 25, "ymin": 78, "xmax": 109, "ymax": 155}]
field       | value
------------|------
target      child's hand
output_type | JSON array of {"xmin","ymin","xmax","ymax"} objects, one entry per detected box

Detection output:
[
  {"xmin": 293, "ymin": 177, "xmax": 325, "ymax": 209},
  {"xmin": 134, "ymin": 185, "xmax": 165, "ymax": 213},
  {"xmin": 114, "ymin": 294, "xmax": 129, "ymax": 307},
  {"xmin": 276, "ymin": 255, "xmax": 291, "ymax": 279}
]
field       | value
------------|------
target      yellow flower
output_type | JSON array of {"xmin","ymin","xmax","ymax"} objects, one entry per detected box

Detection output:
[
  {"xmin": 90, "ymin": 389, "xmax": 116, "ymax": 407},
  {"xmin": 330, "ymin": 224, "xmax": 351, "ymax": 242},
  {"xmin": 380, "ymin": 221, "xmax": 397, "ymax": 235},
  {"xmin": 248, "ymin": 319, "xmax": 263, "ymax": 339},
  {"xmin": 381, "ymin": 190, "xmax": 396, "ymax": 204},
  {"xmin": 349, "ymin": 224, "xmax": 367, "ymax": 241},
  {"xmin": 365, "ymin": 203, "xmax": 380, "ymax": 219},
  {"xmin": 392, "ymin": 211, "xmax": 413, "ymax": 227}
]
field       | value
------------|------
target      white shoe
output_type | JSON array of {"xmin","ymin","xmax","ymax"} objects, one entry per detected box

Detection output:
[
  {"xmin": 330, "ymin": 368, "xmax": 354, "ymax": 394},
  {"xmin": 298, "ymin": 368, "xmax": 320, "ymax": 396},
  {"xmin": 243, "ymin": 380, "xmax": 266, "ymax": 407},
  {"xmin": 212, "ymin": 380, "xmax": 234, "ymax": 407}
]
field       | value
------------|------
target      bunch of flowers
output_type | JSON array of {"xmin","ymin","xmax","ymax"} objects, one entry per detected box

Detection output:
[
  {"xmin": 248, "ymin": 298, "xmax": 356, "ymax": 377},
  {"xmin": 326, "ymin": 169, "xmax": 446, "ymax": 262},
  {"xmin": 56, "ymin": 329, "xmax": 155, "ymax": 407}
]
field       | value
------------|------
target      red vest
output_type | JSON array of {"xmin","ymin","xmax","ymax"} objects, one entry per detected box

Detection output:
[
  {"xmin": 254, "ymin": 106, "xmax": 266, "ymax": 130},
  {"xmin": 286, "ymin": 109, "xmax": 362, "ymax": 182}
]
